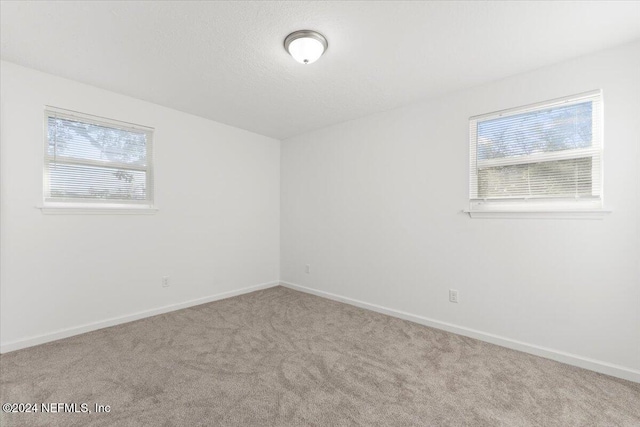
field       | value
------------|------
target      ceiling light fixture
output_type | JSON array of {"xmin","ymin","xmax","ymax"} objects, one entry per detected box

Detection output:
[{"xmin": 284, "ymin": 30, "xmax": 328, "ymax": 65}]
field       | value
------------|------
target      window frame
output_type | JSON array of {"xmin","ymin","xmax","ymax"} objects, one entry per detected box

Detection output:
[
  {"xmin": 466, "ymin": 90, "xmax": 609, "ymax": 219},
  {"xmin": 41, "ymin": 106, "xmax": 157, "ymax": 214}
]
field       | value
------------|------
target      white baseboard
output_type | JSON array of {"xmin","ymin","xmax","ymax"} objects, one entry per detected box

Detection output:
[
  {"xmin": 0, "ymin": 280, "xmax": 280, "ymax": 354},
  {"xmin": 280, "ymin": 281, "xmax": 640, "ymax": 383}
]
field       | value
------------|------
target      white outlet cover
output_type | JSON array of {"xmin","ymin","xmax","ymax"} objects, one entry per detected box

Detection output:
[{"xmin": 449, "ymin": 289, "xmax": 459, "ymax": 303}]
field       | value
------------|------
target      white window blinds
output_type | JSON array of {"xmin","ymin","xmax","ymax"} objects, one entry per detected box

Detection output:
[
  {"xmin": 44, "ymin": 108, "xmax": 154, "ymax": 206},
  {"xmin": 469, "ymin": 91, "xmax": 602, "ymax": 211}
]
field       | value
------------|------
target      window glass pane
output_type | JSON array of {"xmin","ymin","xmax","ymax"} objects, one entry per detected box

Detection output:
[
  {"xmin": 477, "ymin": 101, "xmax": 592, "ymax": 161},
  {"xmin": 49, "ymin": 163, "xmax": 147, "ymax": 201},
  {"xmin": 478, "ymin": 158, "xmax": 592, "ymax": 199},
  {"xmin": 47, "ymin": 117, "xmax": 147, "ymax": 166}
]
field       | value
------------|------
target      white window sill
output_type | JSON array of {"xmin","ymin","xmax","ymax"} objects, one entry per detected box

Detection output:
[
  {"xmin": 37, "ymin": 205, "xmax": 158, "ymax": 215},
  {"xmin": 463, "ymin": 209, "xmax": 611, "ymax": 219}
]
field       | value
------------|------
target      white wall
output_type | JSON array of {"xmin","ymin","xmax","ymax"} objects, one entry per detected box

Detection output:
[
  {"xmin": 281, "ymin": 41, "xmax": 640, "ymax": 379},
  {"xmin": 0, "ymin": 61, "xmax": 280, "ymax": 349}
]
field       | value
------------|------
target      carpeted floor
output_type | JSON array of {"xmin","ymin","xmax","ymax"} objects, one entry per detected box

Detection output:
[{"xmin": 1, "ymin": 286, "xmax": 639, "ymax": 426}]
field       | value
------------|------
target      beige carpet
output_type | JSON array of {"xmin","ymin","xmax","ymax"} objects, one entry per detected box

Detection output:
[{"xmin": 1, "ymin": 285, "xmax": 639, "ymax": 426}]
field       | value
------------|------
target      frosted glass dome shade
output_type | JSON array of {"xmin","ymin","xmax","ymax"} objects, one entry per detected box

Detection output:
[{"xmin": 284, "ymin": 30, "xmax": 328, "ymax": 64}]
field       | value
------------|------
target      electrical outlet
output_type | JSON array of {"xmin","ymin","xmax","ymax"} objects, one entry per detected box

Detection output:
[
  {"xmin": 449, "ymin": 289, "xmax": 459, "ymax": 303},
  {"xmin": 162, "ymin": 277, "xmax": 170, "ymax": 288},
  {"xmin": 305, "ymin": 264, "xmax": 311, "ymax": 274}
]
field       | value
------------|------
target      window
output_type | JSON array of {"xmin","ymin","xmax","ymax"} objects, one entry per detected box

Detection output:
[
  {"xmin": 43, "ymin": 107, "xmax": 154, "ymax": 210},
  {"xmin": 468, "ymin": 90, "xmax": 604, "ymax": 217}
]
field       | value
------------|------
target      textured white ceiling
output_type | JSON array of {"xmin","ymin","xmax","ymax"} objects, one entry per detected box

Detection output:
[{"xmin": 2, "ymin": 1, "xmax": 640, "ymax": 139}]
